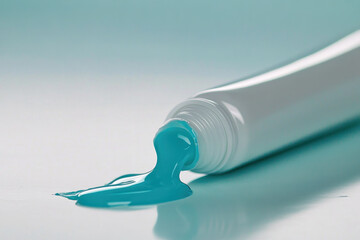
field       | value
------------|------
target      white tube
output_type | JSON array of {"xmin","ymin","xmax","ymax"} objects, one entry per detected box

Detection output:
[{"xmin": 166, "ymin": 30, "xmax": 360, "ymax": 174}]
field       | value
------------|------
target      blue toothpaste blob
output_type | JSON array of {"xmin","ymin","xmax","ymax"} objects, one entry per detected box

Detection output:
[{"xmin": 56, "ymin": 120, "xmax": 198, "ymax": 208}]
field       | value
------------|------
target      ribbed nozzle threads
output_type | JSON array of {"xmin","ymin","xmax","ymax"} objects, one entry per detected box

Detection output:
[{"xmin": 166, "ymin": 98, "xmax": 236, "ymax": 174}]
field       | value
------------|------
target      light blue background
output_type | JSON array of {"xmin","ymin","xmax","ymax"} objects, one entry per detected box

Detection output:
[{"xmin": 1, "ymin": 0, "xmax": 360, "ymax": 239}]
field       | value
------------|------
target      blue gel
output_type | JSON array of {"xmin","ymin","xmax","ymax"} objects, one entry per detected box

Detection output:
[{"xmin": 55, "ymin": 120, "xmax": 198, "ymax": 208}]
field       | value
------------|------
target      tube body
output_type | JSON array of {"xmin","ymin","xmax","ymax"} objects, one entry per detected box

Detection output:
[{"xmin": 167, "ymin": 31, "xmax": 360, "ymax": 174}]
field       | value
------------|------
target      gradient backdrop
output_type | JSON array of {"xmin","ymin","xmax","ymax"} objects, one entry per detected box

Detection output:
[{"xmin": 1, "ymin": 0, "xmax": 360, "ymax": 239}]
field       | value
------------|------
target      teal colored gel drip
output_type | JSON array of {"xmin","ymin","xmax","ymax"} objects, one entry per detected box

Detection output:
[{"xmin": 55, "ymin": 120, "xmax": 198, "ymax": 208}]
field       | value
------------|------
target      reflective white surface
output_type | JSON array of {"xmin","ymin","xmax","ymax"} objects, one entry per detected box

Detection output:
[{"xmin": 1, "ymin": 0, "xmax": 360, "ymax": 239}]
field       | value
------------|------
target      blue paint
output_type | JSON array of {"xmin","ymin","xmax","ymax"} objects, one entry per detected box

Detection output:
[{"xmin": 56, "ymin": 120, "xmax": 198, "ymax": 207}]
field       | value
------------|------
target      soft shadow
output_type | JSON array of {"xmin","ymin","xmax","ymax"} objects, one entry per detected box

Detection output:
[{"xmin": 154, "ymin": 120, "xmax": 360, "ymax": 240}]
